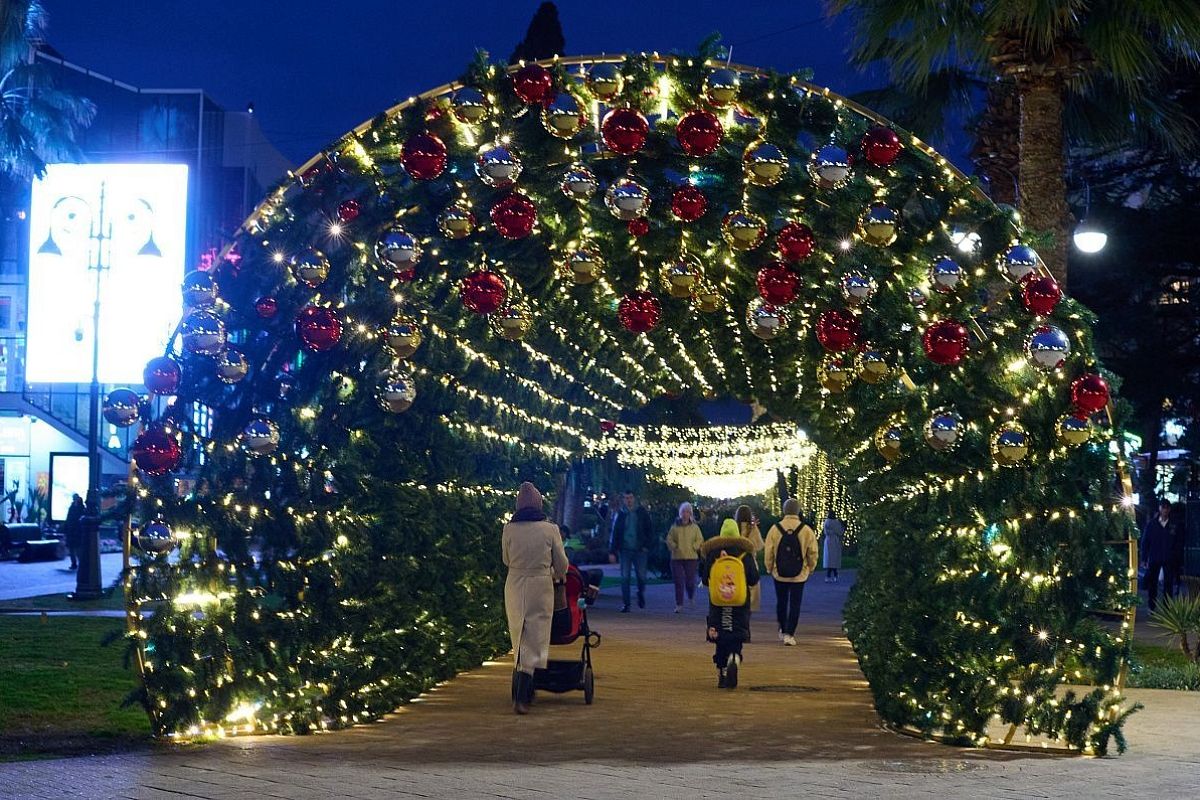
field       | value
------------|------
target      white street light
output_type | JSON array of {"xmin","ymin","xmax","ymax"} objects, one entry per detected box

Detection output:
[{"xmin": 1073, "ymin": 218, "xmax": 1108, "ymax": 254}]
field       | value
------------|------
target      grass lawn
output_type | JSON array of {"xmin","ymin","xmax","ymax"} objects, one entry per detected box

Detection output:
[
  {"xmin": 0, "ymin": 591, "xmax": 126, "ymax": 613},
  {"xmin": 0, "ymin": 616, "xmax": 149, "ymax": 759},
  {"xmin": 1127, "ymin": 638, "xmax": 1200, "ymax": 690}
]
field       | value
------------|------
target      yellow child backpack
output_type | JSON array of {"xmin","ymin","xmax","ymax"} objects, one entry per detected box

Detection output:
[{"xmin": 709, "ymin": 552, "xmax": 747, "ymax": 607}]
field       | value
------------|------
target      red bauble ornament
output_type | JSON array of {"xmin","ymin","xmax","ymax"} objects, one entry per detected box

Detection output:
[
  {"xmin": 617, "ymin": 291, "xmax": 662, "ymax": 333},
  {"xmin": 295, "ymin": 306, "xmax": 342, "ymax": 353},
  {"xmin": 490, "ymin": 192, "xmax": 537, "ymax": 240},
  {"xmin": 675, "ymin": 109, "xmax": 723, "ymax": 156},
  {"xmin": 815, "ymin": 309, "xmax": 861, "ymax": 352},
  {"xmin": 143, "ymin": 356, "xmax": 181, "ymax": 395},
  {"xmin": 254, "ymin": 296, "xmax": 278, "ymax": 319},
  {"xmin": 756, "ymin": 262, "xmax": 801, "ymax": 306},
  {"xmin": 400, "ymin": 132, "xmax": 447, "ymax": 180},
  {"xmin": 1071, "ymin": 373, "xmax": 1110, "ymax": 417},
  {"xmin": 131, "ymin": 425, "xmax": 181, "ymax": 477},
  {"xmin": 512, "ymin": 63, "xmax": 554, "ymax": 104},
  {"xmin": 922, "ymin": 319, "xmax": 969, "ymax": 365},
  {"xmin": 861, "ymin": 125, "xmax": 902, "ymax": 167},
  {"xmin": 1022, "ymin": 276, "xmax": 1062, "ymax": 316},
  {"xmin": 776, "ymin": 222, "xmax": 816, "ymax": 262},
  {"xmin": 599, "ymin": 419, "xmax": 617, "ymax": 434},
  {"xmin": 461, "ymin": 270, "xmax": 508, "ymax": 315},
  {"xmin": 670, "ymin": 185, "xmax": 707, "ymax": 222},
  {"xmin": 336, "ymin": 199, "xmax": 361, "ymax": 223},
  {"xmin": 627, "ymin": 217, "xmax": 650, "ymax": 237},
  {"xmin": 601, "ymin": 108, "xmax": 649, "ymax": 155}
]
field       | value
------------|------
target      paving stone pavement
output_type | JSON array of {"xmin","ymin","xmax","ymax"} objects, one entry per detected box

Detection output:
[{"xmin": 3, "ymin": 572, "xmax": 1198, "ymax": 799}]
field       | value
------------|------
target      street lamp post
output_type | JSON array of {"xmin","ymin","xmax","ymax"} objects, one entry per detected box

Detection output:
[{"xmin": 71, "ymin": 182, "xmax": 111, "ymax": 601}]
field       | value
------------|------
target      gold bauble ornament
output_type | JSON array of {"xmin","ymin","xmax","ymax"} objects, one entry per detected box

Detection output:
[
  {"xmin": 437, "ymin": 204, "xmax": 475, "ymax": 240},
  {"xmin": 215, "ymin": 348, "xmax": 248, "ymax": 384},
  {"xmin": 291, "ymin": 248, "xmax": 330, "ymax": 288},
  {"xmin": 991, "ymin": 421, "xmax": 1030, "ymax": 467},
  {"xmin": 721, "ymin": 209, "xmax": 767, "ymax": 250},
  {"xmin": 1056, "ymin": 414, "xmax": 1092, "ymax": 447},
  {"xmin": 541, "ymin": 92, "xmax": 586, "ymax": 139},
  {"xmin": 451, "ymin": 87, "xmax": 488, "ymax": 124},
  {"xmin": 818, "ymin": 355, "xmax": 855, "ymax": 393},
  {"xmin": 587, "ymin": 63, "xmax": 623, "ymax": 101},
  {"xmin": 924, "ymin": 408, "xmax": 964, "ymax": 452},
  {"xmin": 859, "ymin": 203, "xmax": 898, "ymax": 246},
  {"xmin": 704, "ymin": 68, "xmax": 740, "ymax": 107},
  {"xmin": 858, "ymin": 349, "xmax": 890, "ymax": 384},
  {"xmin": 384, "ymin": 314, "xmax": 422, "ymax": 358},
  {"xmin": 377, "ymin": 369, "xmax": 417, "ymax": 413},
  {"xmin": 661, "ymin": 257, "xmax": 700, "ymax": 299},
  {"xmin": 874, "ymin": 421, "xmax": 903, "ymax": 461},
  {"xmin": 490, "ymin": 304, "xmax": 532, "ymax": 341},
  {"xmin": 743, "ymin": 140, "xmax": 788, "ymax": 187},
  {"xmin": 562, "ymin": 247, "xmax": 604, "ymax": 285},
  {"xmin": 694, "ymin": 281, "xmax": 723, "ymax": 313},
  {"xmin": 745, "ymin": 298, "xmax": 787, "ymax": 340}
]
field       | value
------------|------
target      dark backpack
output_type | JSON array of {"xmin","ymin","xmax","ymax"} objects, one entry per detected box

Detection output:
[{"xmin": 774, "ymin": 523, "xmax": 805, "ymax": 578}]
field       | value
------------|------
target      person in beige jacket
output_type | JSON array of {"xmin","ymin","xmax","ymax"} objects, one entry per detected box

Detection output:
[
  {"xmin": 664, "ymin": 501, "xmax": 704, "ymax": 612},
  {"xmin": 763, "ymin": 498, "xmax": 819, "ymax": 646},
  {"xmin": 502, "ymin": 482, "xmax": 568, "ymax": 714},
  {"xmin": 735, "ymin": 505, "xmax": 765, "ymax": 612}
]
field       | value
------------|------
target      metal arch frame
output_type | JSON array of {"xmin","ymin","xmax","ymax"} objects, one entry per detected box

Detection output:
[{"xmin": 206, "ymin": 53, "xmax": 1138, "ymax": 753}]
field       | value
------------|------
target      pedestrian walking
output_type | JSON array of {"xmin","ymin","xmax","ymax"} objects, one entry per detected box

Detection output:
[
  {"xmin": 764, "ymin": 499, "xmax": 819, "ymax": 646},
  {"xmin": 734, "ymin": 505, "xmax": 764, "ymax": 611},
  {"xmin": 1140, "ymin": 498, "xmax": 1173, "ymax": 612},
  {"xmin": 821, "ymin": 513, "xmax": 845, "ymax": 582},
  {"xmin": 1165, "ymin": 501, "xmax": 1187, "ymax": 598},
  {"xmin": 665, "ymin": 501, "xmax": 704, "ymax": 612},
  {"xmin": 502, "ymin": 482, "xmax": 569, "ymax": 714},
  {"xmin": 609, "ymin": 489, "xmax": 654, "ymax": 612},
  {"xmin": 700, "ymin": 519, "xmax": 760, "ymax": 689},
  {"xmin": 64, "ymin": 494, "xmax": 85, "ymax": 570}
]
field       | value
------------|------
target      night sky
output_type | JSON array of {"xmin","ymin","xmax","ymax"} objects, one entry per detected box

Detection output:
[{"xmin": 42, "ymin": 1, "xmax": 897, "ymax": 168}]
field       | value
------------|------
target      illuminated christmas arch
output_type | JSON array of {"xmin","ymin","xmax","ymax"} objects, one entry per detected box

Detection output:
[{"xmin": 125, "ymin": 46, "xmax": 1138, "ymax": 753}]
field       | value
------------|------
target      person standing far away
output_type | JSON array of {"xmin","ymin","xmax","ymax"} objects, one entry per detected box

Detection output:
[
  {"xmin": 1140, "ymin": 498, "xmax": 1173, "ymax": 612},
  {"xmin": 609, "ymin": 489, "xmax": 654, "ymax": 612},
  {"xmin": 734, "ymin": 505, "xmax": 765, "ymax": 612},
  {"xmin": 700, "ymin": 519, "xmax": 760, "ymax": 688},
  {"xmin": 665, "ymin": 501, "xmax": 704, "ymax": 613},
  {"xmin": 764, "ymin": 499, "xmax": 820, "ymax": 646},
  {"xmin": 1165, "ymin": 501, "xmax": 1187, "ymax": 598},
  {"xmin": 502, "ymin": 482, "xmax": 568, "ymax": 714},
  {"xmin": 821, "ymin": 512, "xmax": 845, "ymax": 583},
  {"xmin": 63, "ymin": 493, "xmax": 85, "ymax": 570}
]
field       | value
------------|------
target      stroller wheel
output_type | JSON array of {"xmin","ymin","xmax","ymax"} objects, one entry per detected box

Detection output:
[{"xmin": 583, "ymin": 665, "xmax": 595, "ymax": 705}]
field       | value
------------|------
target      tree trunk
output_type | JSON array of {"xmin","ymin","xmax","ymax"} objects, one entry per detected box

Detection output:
[{"xmin": 1017, "ymin": 77, "xmax": 1070, "ymax": 287}]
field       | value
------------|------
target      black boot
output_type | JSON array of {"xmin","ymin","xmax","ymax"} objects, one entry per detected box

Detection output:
[
  {"xmin": 725, "ymin": 654, "xmax": 739, "ymax": 689},
  {"xmin": 513, "ymin": 670, "xmax": 533, "ymax": 714},
  {"xmin": 717, "ymin": 667, "xmax": 727, "ymax": 689}
]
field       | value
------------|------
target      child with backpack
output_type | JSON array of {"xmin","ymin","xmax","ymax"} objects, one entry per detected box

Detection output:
[
  {"xmin": 763, "ymin": 499, "xmax": 820, "ymax": 646},
  {"xmin": 699, "ymin": 519, "xmax": 760, "ymax": 689}
]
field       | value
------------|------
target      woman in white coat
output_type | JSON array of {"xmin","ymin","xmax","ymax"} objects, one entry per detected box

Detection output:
[
  {"xmin": 822, "ymin": 513, "xmax": 845, "ymax": 582},
  {"xmin": 503, "ymin": 482, "xmax": 568, "ymax": 714}
]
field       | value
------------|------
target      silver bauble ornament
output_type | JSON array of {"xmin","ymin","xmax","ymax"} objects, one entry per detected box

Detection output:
[
  {"xmin": 604, "ymin": 177, "xmax": 651, "ymax": 220},
  {"xmin": 181, "ymin": 309, "xmax": 226, "ymax": 356},
  {"xmin": 587, "ymin": 63, "xmax": 623, "ymax": 101},
  {"xmin": 929, "ymin": 255, "xmax": 965, "ymax": 294},
  {"xmin": 375, "ymin": 227, "xmax": 422, "ymax": 272},
  {"xmin": 1025, "ymin": 324, "xmax": 1071, "ymax": 372},
  {"xmin": 704, "ymin": 68, "xmax": 740, "ymax": 107},
  {"xmin": 451, "ymin": 87, "xmax": 489, "ymax": 124},
  {"xmin": 136, "ymin": 519, "xmax": 177, "ymax": 554},
  {"xmin": 908, "ymin": 287, "xmax": 928, "ymax": 308},
  {"xmin": 290, "ymin": 248, "xmax": 330, "ymax": 288},
  {"xmin": 808, "ymin": 143, "xmax": 852, "ymax": 189},
  {"xmin": 475, "ymin": 144, "xmax": 523, "ymax": 188},
  {"xmin": 241, "ymin": 416, "xmax": 280, "ymax": 456},
  {"xmin": 216, "ymin": 347, "xmax": 249, "ymax": 384},
  {"xmin": 840, "ymin": 272, "xmax": 877, "ymax": 307},
  {"xmin": 999, "ymin": 244, "xmax": 1039, "ymax": 283},
  {"xmin": 560, "ymin": 164, "xmax": 599, "ymax": 202},
  {"xmin": 746, "ymin": 298, "xmax": 787, "ymax": 340},
  {"xmin": 102, "ymin": 388, "xmax": 141, "ymax": 428},
  {"xmin": 924, "ymin": 408, "xmax": 964, "ymax": 452},
  {"xmin": 182, "ymin": 270, "xmax": 218, "ymax": 308},
  {"xmin": 378, "ymin": 369, "xmax": 417, "ymax": 413}
]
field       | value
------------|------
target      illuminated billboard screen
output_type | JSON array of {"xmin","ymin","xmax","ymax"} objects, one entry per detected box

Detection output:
[
  {"xmin": 50, "ymin": 452, "xmax": 89, "ymax": 521},
  {"xmin": 26, "ymin": 163, "xmax": 188, "ymax": 383}
]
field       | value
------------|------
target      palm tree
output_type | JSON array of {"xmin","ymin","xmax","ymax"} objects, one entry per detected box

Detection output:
[
  {"xmin": 1, "ymin": 0, "xmax": 95, "ymax": 180},
  {"xmin": 829, "ymin": 0, "xmax": 1200, "ymax": 287}
]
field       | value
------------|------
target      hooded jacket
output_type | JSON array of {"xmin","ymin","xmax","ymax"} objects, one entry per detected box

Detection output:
[
  {"xmin": 699, "ymin": 531, "xmax": 760, "ymax": 642},
  {"xmin": 764, "ymin": 514, "xmax": 820, "ymax": 583}
]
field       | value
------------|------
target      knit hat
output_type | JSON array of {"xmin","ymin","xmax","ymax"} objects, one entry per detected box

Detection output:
[
  {"xmin": 515, "ymin": 482, "xmax": 543, "ymax": 511},
  {"xmin": 782, "ymin": 498, "xmax": 801, "ymax": 516},
  {"xmin": 719, "ymin": 518, "xmax": 739, "ymax": 538}
]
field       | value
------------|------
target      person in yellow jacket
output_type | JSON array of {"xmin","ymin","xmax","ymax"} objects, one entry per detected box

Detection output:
[
  {"xmin": 665, "ymin": 501, "xmax": 704, "ymax": 612},
  {"xmin": 763, "ymin": 498, "xmax": 819, "ymax": 646},
  {"xmin": 734, "ymin": 505, "xmax": 765, "ymax": 611}
]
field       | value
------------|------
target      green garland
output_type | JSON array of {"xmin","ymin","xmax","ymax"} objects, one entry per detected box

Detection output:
[{"xmin": 126, "ymin": 42, "xmax": 1135, "ymax": 753}]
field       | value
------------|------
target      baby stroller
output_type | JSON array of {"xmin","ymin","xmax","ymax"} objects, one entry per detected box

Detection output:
[{"xmin": 527, "ymin": 565, "xmax": 602, "ymax": 704}]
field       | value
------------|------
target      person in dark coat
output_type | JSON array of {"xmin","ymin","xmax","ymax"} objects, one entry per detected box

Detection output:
[
  {"xmin": 64, "ymin": 494, "xmax": 85, "ymax": 570},
  {"xmin": 700, "ymin": 520, "xmax": 760, "ymax": 689},
  {"xmin": 608, "ymin": 489, "xmax": 654, "ymax": 613},
  {"xmin": 1165, "ymin": 501, "xmax": 1187, "ymax": 598},
  {"xmin": 1141, "ymin": 499, "xmax": 1173, "ymax": 611}
]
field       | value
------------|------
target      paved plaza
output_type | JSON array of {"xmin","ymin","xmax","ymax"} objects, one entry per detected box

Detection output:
[
  {"xmin": 0, "ymin": 552, "xmax": 125, "ymax": 602},
  {"xmin": 2, "ymin": 573, "xmax": 1199, "ymax": 799}
]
